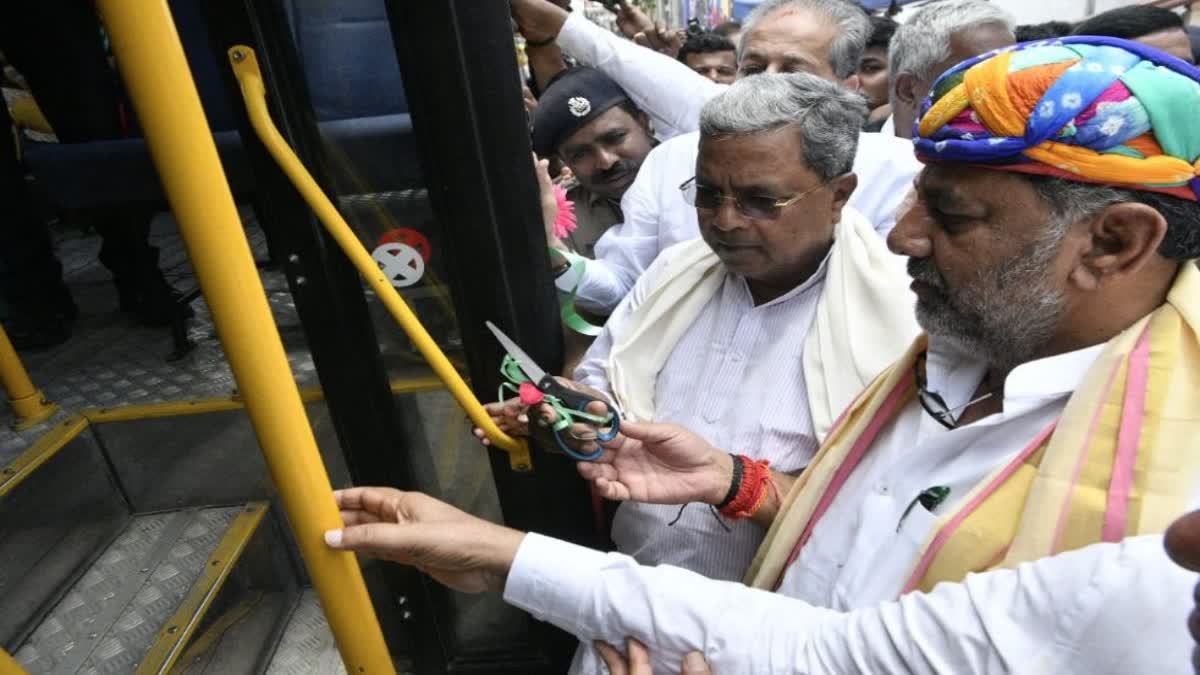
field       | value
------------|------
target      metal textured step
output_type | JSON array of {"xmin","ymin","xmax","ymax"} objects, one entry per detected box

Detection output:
[
  {"xmin": 265, "ymin": 590, "xmax": 414, "ymax": 675},
  {"xmin": 13, "ymin": 505, "xmax": 255, "ymax": 674}
]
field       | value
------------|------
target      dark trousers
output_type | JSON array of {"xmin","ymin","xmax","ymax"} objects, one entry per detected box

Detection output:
[{"xmin": 0, "ymin": 1, "xmax": 160, "ymax": 321}]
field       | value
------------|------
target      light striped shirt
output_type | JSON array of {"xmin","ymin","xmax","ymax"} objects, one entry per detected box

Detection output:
[{"xmin": 574, "ymin": 243, "xmax": 827, "ymax": 583}]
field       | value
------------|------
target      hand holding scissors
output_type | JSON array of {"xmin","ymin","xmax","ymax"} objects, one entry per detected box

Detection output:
[{"xmin": 482, "ymin": 322, "xmax": 620, "ymax": 461}]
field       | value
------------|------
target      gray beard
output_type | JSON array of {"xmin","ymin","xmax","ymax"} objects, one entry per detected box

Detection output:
[{"xmin": 908, "ymin": 234, "xmax": 1068, "ymax": 374}]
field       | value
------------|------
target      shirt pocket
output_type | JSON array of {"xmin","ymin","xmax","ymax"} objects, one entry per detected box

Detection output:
[{"xmin": 896, "ymin": 498, "xmax": 941, "ymax": 554}]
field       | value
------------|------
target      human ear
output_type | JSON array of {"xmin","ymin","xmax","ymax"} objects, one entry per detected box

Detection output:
[
  {"xmin": 829, "ymin": 172, "xmax": 858, "ymax": 217},
  {"xmin": 1069, "ymin": 203, "xmax": 1167, "ymax": 290},
  {"xmin": 893, "ymin": 73, "xmax": 920, "ymax": 108}
]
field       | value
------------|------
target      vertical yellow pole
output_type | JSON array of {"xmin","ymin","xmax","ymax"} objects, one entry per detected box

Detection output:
[
  {"xmin": 0, "ymin": 324, "xmax": 57, "ymax": 430},
  {"xmin": 0, "ymin": 648, "xmax": 26, "ymax": 674},
  {"xmin": 94, "ymin": 2, "xmax": 393, "ymax": 672}
]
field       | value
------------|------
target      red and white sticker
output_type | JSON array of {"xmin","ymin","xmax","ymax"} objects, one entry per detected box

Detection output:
[
  {"xmin": 377, "ymin": 228, "xmax": 431, "ymax": 263},
  {"xmin": 372, "ymin": 242, "xmax": 425, "ymax": 288}
]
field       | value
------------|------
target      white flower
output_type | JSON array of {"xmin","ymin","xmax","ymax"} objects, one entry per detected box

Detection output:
[
  {"xmin": 1087, "ymin": 62, "xmax": 1104, "ymax": 73},
  {"xmin": 1110, "ymin": 65, "xmax": 1127, "ymax": 75},
  {"xmin": 962, "ymin": 133, "xmax": 975, "ymax": 140},
  {"xmin": 1039, "ymin": 100, "xmax": 1057, "ymax": 117},
  {"xmin": 988, "ymin": 137, "xmax": 1007, "ymax": 145},
  {"xmin": 1099, "ymin": 116, "xmax": 1125, "ymax": 136},
  {"xmin": 935, "ymin": 141, "xmax": 949, "ymax": 152},
  {"xmin": 1062, "ymin": 93, "xmax": 1083, "ymax": 110}
]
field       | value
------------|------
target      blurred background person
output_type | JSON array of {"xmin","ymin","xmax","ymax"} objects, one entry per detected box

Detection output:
[
  {"xmin": 1073, "ymin": 4, "xmax": 1196, "ymax": 65},
  {"xmin": 860, "ymin": 15, "xmax": 898, "ymax": 131},
  {"xmin": 1015, "ymin": 20, "xmax": 1075, "ymax": 42},
  {"xmin": 712, "ymin": 19, "xmax": 742, "ymax": 46},
  {"xmin": 675, "ymin": 31, "xmax": 737, "ymax": 84},
  {"xmin": 886, "ymin": 0, "xmax": 1015, "ymax": 138}
]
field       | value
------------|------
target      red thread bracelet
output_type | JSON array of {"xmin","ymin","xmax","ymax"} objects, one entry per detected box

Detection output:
[{"xmin": 718, "ymin": 455, "xmax": 773, "ymax": 519}]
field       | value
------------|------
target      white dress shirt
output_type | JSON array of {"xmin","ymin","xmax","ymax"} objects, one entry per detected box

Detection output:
[
  {"xmin": 778, "ymin": 339, "xmax": 1106, "ymax": 605},
  {"xmin": 574, "ymin": 242, "xmax": 826, "ymax": 582},
  {"xmin": 505, "ymin": 531, "xmax": 1193, "ymax": 674},
  {"xmin": 506, "ymin": 338, "xmax": 1196, "ymax": 673},
  {"xmin": 552, "ymin": 14, "xmax": 922, "ymax": 313}
]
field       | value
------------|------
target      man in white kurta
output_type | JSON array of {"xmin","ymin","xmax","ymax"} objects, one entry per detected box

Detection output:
[{"xmin": 496, "ymin": 73, "xmax": 918, "ymax": 587}]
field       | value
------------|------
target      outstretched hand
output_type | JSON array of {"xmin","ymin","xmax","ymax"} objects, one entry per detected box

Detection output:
[
  {"xmin": 578, "ymin": 421, "xmax": 733, "ymax": 506},
  {"xmin": 602, "ymin": 0, "xmax": 655, "ymax": 40},
  {"xmin": 325, "ymin": 487, "xmax": 524, "ymax": 593},
  {"xmin": 475, "ymin": 399, "xmax": 532, "ymax": 447},
  {"xmin": 633, "ymin": 22, "xmax": 687, "ymax": 57},
  {"xmin": 473, "ymin": 378, "xmax": 610, "ymax": 449}
]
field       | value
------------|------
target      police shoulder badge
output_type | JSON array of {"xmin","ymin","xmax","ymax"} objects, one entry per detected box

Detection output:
[{"xmin": 567, "ymin": 96, "xmax": 592, "ymax": 117}]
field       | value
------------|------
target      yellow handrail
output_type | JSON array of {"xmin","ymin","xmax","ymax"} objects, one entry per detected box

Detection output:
[
  {"xmin": 227, "ymin": 46, "xmax": 532, "ymax": 472},
  {"xmin": 0, "ymin": 324, "xmax": 57, "ymax": 430},
  {"xmin": 0, "ymin": 648, "xmax": 26, "ymax": 674},
  {"xmin": 95, "ymin": 3, "xmax": 393, "ymax": 672}
]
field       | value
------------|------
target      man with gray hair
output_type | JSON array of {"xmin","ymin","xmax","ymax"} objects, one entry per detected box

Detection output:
[
  {"xmin": 481, "ymin": 70, "xmax": 919, "ymax": 672},
  {"xmin": 885, "ymin": 0, "xmax": 1015, "ymax": 138},
  {"xmin": 510, "ymin": 0, "xmax": 921, "ymax": 314},
  {"xmin": 484, "ymin": 71, "xmax": 917, "ymax": 583}
]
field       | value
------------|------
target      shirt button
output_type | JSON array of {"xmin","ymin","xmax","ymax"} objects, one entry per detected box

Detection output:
[{"xmin": 876, "ymin": 485, "xmax": 889, "ymax": 495}]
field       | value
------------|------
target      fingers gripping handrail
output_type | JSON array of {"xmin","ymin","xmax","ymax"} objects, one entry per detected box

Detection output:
[{"xmin": 227, "ymin": 47, "xmax": 532, "ymax": 472}]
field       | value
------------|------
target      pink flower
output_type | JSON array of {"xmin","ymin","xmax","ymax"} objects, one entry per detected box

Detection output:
[{"xmin": 553, "ymin": 183, "xmax": 578, "ymax": 240}]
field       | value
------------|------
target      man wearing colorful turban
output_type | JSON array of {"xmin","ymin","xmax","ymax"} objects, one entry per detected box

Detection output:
[
  {"xmin": 320, "ymin": 39, "xmax": 1200, "ymax": 673},
  {"xmin": 916, "ymin": 36, "xmax": 1200, "ymax": 202}
]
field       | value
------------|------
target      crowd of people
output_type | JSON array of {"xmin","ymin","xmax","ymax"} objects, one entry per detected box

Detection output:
[
  {"xmin": 0, "ymin": 3, "xmax": 193, "ymax": 350},
  {"xmin": 364, "ymin": 0, "xmax": 1198, "ymax": 672}
]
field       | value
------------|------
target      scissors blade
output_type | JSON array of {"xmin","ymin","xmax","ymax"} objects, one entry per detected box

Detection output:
[{"xmin": 486, "ymin": 321, "xmax": 549, "ymax": 383}]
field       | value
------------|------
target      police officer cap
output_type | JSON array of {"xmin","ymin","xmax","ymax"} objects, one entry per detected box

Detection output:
[{"xmin": 532, "ymin": 67, "xmax": 633, "ymax": 157}]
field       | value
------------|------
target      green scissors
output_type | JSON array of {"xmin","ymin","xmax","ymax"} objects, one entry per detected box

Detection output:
[{"xmin": 487, "ymin": 321, "xmax": 619, "ymax": 461}]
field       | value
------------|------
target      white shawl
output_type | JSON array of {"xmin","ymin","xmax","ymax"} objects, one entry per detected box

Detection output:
[{"xmin": 604, "ymin": 207, "xmax": 919, "ymax": 439}]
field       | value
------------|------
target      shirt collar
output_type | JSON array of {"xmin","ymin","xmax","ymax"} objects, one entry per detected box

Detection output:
[
  {"xmin": 1004, "ymin": 343, "xmax": 1105, "ymax": 402},
  {"xmin": 924, "ymin": 337, "xmax": 1105, "ymax": 417}
]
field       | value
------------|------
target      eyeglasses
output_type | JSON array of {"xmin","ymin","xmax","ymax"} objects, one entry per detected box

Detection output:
[
  {"xmin": 913, "ymin": 352, "xmax": 997, "ymax": 430},
  {"xmin": 679, "ymin": 176, "xmax": 830, "ymax": 221}
]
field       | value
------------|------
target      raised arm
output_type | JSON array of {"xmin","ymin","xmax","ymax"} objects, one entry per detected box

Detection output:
[{"xmin": 511, "ymin": 0, "xmax": 725, "ymax": 139}]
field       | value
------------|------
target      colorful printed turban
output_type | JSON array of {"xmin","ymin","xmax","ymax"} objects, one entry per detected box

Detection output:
[{"xmin": 915, "ymin": 36, "xmax": 1200, "ymax": 201}]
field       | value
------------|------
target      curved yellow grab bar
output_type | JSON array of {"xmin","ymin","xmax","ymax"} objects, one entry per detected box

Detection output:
[{"xmin": 228, "ymin": 46, "xmax": 531, "ymax": 472}]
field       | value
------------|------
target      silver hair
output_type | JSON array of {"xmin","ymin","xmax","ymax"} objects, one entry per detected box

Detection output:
[
  {"xmin": 740, "ymin": 0, "xmax": 871, "ymax": 79},
  {"xmin": 1028, "ymin": 175, "xmax": 1200, "ymax": 260},
  {"xmin": 699, "ymin": 73, "xmax": 867, "ymax": 181},
  {"xmin": 888, "ymin": 0, "xmax": 1015, "ymax": 101}
]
